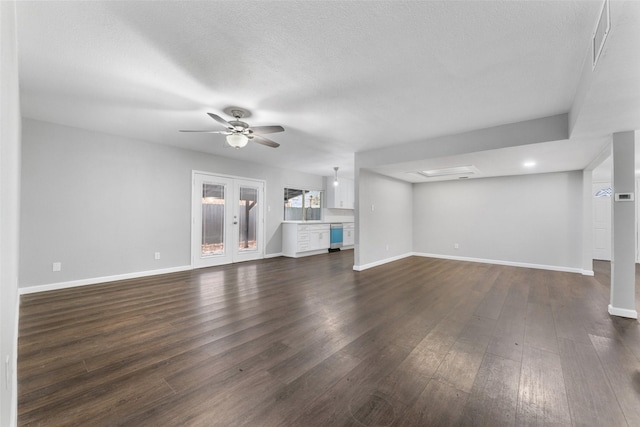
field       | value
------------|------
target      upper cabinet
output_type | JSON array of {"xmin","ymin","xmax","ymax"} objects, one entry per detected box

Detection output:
[{"xmin": 325, "ymin": 176, "xmax": 354, "ymax": 210}]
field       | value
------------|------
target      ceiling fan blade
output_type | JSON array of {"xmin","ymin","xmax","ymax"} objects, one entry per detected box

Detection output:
[
  {"xmin": 207, "ymin": 113, "xmax": 234, "ymax": 129},
  {"xmin": 249, "ymin": 125, "xmax": 285, "ymax": 135},
  {"xmin": 251, "ymin": 135, "xmax": 280, "ymax": 148},
  {"xmin": 179, "ymin": 130, "xmax": 229, "ymax": 134}
]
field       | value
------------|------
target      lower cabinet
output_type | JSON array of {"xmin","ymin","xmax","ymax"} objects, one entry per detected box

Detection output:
[
  {"xmin": 343, "ymin": 223, "xmax": 355, "ymax": 246},
  {"xmin": 309, "ymin": 226, "xmax": 329, "ymax": 250},
  {"xmin": 283, "ymin": 222, "xmax": 354, "ymax": 257},
  {"xmin": 283, "ymin": 223, "xmax": 330, "ymax": 257},
  {"xmin": 296, "ymin": 226, "xmax": 310, "ymax": 252}
]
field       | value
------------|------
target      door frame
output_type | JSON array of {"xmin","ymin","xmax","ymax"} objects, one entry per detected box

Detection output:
[{"xmin": 191, "ymin": 170, "xmax": 266, "ymax": 268}]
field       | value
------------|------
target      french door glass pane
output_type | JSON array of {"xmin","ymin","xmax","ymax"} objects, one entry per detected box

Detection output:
[
  {"xmin": 202, "ymin": 183, "xmax": 225, "ymax": 256},
  {"xmin": 239, "ymin": 186, "xmax": 258, "ymax": 252}
]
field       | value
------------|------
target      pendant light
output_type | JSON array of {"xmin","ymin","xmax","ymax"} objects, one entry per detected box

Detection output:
[{"xmin": 333, "ymin": 167, "xmax": 339, "ymax": 186}]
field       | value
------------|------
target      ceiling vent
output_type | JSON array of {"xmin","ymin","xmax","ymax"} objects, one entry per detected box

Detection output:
[
  {"xmin": 592, "ymin": 0, "xmax": 610, "ymax": 69},
  {"xmin": 417, "ymin": 165, "xmax": 480, "ymax": 178}
]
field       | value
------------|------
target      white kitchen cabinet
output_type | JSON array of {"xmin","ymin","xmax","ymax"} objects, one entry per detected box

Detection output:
[
  {"xmin": 343, "ymin": 223, "xmax": 355, "ymax": 246},
  {"xmin": 296, "ymin": 225, "xmax": 310, "ymax": 252},
  {"xmin": 325, "ymin": 177, "xmax": 354, "ymax": 210},
  {"xmin": 283, "ymin": 223, "xmax": 330, "ymax": 257},
  {"xmin": 309, "ymin": 225, "xmax": 330, "ymax": 250}
]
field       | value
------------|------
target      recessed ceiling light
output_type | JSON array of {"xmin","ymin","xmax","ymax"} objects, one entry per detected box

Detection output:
[
  {"xmin": 524, "ymin": 161, "xmax": 536, "ymax": 168},
  {"xmin": 419, "ymin": 165, "xmax": 480, "ymax": 177}
]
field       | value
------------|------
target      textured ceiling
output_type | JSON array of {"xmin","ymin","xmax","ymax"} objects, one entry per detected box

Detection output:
[{"xmin": 16, "ymin": 1, "xmax": 634, "ymax": 180}]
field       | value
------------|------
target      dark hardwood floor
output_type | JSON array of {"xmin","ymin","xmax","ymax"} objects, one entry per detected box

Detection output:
[{"xmin": 18, "ymin": 252, "xmax": 640, "ymax": 426}]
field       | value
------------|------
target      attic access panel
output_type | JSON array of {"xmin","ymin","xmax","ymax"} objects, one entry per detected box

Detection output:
[{"xmin": 593, "ymin": 0, "xmax": 610, "ymax": 69}]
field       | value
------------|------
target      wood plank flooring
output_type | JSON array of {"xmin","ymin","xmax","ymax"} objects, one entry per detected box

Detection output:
[{"xmin": 18, "ymin": 253, "xmax": 640, "ymax": 426}]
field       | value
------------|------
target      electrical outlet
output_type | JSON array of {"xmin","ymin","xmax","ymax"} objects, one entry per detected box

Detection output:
[
  {"xmin": 52, "ymin": 262, "xmax": 62, "ymax": 272},
  {"xmin": 454, "ymin": 243, "xmax": 459, "ymax": 249},
  {"xmin": 154, "ymin": 252, "xmax": 161, "ymax": 260}
]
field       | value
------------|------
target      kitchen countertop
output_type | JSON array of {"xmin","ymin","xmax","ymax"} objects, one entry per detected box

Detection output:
[{"xmin": 282, "ymin": 221, "xmax": 353, "ymax": 224}]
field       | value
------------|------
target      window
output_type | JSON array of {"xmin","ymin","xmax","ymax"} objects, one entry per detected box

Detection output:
[{"xmin": 284, "ymin": 188, "xmax": 322, "ymax": 221}]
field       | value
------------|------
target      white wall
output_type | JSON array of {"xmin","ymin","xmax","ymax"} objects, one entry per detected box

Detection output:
[
  {"xmin": 0, "ymin": 2, "xmax": 21, "ymax": 425},
  {"xmin": 355, "ymin": 169, "xmax": 413, "ymax": 269},
  {"xmin": 413, "ymin": 171, "xmax": 584, "ymax": 271},
  {"xmin": 323, "ymin": 208, "xmax": 355, "ymax": 223},
  {"xmin": 20, "ymin": 119, "xmax": 323, "ymax": 288}
]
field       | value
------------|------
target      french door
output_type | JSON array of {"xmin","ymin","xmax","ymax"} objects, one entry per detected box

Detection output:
[{"xmin": 192, "ymin": 172, "xmax": 265, "ymax": 268}]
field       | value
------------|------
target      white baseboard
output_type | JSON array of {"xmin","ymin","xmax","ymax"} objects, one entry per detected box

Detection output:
[
  {"xmin": 353, "ymin": 252, "xmax": 413, "ymax": 271},
  {"xmin": 10, "ymin": 294, "xmax": 19, "ymax": 427},
  {"xmin": 608, "ymin": 304, "xmax": 638, "ymax": 319},
  {"xmin": 282, "ymin": 249, "xmax": 331, "ymax": 259},
  {"xmin": 264, "ymin": 252, "xmax": 284, "ymax": 259},
  {"xmin": 582, "ymin": 270, "xmax": 595, "ymax": 276},
  {"xmin": 19, "ymin": 265, "xmax": 192, "ymax": 295},
  {"xmin": 411, "ymin": 252, "xmax": 588, "ymax": 275}
]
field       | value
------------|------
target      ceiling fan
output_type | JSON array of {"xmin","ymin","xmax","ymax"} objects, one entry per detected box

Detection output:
[{"xmin": 180, "ymin": 108, "xmax": 284, "ymax": 149}]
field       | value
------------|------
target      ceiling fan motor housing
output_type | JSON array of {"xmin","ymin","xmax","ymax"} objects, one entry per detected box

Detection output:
[{"xmin": 228, "ymin": 120, "xmax": 249, "ymax": 132}]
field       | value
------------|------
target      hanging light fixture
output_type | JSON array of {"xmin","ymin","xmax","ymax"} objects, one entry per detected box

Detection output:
[
  {"xmin": 333, "ymin": 167, "xmax": 339, "ymax": 186},
  {"xmin": 226, "ymin": 133, "xmax": 249, "ymax": 149}
]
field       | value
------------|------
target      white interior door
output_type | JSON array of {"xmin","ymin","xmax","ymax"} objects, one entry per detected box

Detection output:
[
  {"xmin": 593, "ymin": 182, "xmax": 612, "ymax": 261},
  {"xmin": 192, "ymin": 173, "xmax": 264, "ymax": 268}
]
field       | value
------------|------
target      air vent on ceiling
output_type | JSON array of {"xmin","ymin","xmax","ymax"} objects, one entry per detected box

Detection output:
[
  {"xmin": 593, "ymin": 0, "xmax": 610, "ymax": 69},
  {"xmin": 417, "ymin": 165, "xmax": 480, "ymax": 178}
]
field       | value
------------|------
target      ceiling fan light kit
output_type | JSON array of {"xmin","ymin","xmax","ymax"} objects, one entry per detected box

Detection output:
[
  {"xmin": 180, "ymin": 107, "xmax": 284, "ymax": 149},
  {"xmin": 226, "ymin": 133, "xmax": 249, "ymax": 148}
]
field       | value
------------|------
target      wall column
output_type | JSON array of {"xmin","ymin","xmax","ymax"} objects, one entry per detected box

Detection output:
[
  {"xmin": 1, "ymin": 2, "xmax": 22, "ymax": 425},
  {"xmin": 609, "ymin": 131, "xmax": 637, "ymax": 319},
  {"xmin": 582, "ymin": 169, "xmax": 594, "ymax": 275}
]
